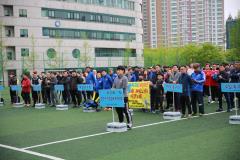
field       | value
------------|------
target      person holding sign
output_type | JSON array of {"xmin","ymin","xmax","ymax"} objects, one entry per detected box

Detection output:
[
  {"xmin": 216, "ymin": 64, "xmax": 231, "ymax": 112},
  {"xmin": 21, "ymin": 73, "xmax": 31, "ymax": 107},
  {"xmin": 85, "ymin": 67, "xmax": 97, "ymax": 99},
  {"xmin": 168, "ymin": 65, "xmax": 181, "ymax": 111},
  {"xmin": 70, "ymin": 71, "xmax": 84, "ymax": 108},
  {"xmin": 190, "ymin": 63, "xmax": 206, "ymax": 116},
  {"xmin": 112, "ymin": 66, "xmax": 132, "ymax": 130},
  {"xmin": 178, "ymin": 66, "xmax": 192, "ymax": 118},
  {"xmin": 31, "ymin": 71, "xmax": 42, "ymax": 107}
]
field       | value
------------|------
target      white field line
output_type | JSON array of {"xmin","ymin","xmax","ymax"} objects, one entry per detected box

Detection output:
[
  {"xmin": 22, "ymin": 111, "xmax": 226, "ymax": 150},
  {"xmin": 0, "ymin": 144, "xmax": 65, "ymax": 160}
]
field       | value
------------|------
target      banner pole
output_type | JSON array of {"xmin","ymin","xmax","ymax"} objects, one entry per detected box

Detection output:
[
  {"xmin": 112, "ymin": 107, "xmax": 115, "ymax": 122},
  {"xmin": 173, "ymin": 91, "xmax": 175, "ymax": 112},
  {"xmin": 234, "ymin": 92, "xmax": 238, "ymax": 116}
]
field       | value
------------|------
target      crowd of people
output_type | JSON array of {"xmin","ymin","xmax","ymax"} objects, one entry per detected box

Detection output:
[{"xmin": 8, "ymin": 62, "xmax": 240, "ymax": 120}]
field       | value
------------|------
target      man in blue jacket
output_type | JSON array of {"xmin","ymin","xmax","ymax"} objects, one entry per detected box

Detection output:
[
  {"xmin": 191, "ymin": 63, "xmax": 206, "ymax": 116},
  {"xmin": 101, "ymin": 69, "xmax": 113, "ymax": 89},
  {"xmin": 85, "ymin": 67, "xmax": 96, "ymax": 99}
]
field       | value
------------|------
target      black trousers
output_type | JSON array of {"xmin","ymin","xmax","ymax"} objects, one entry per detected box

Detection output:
[
  {"xmin": 10, "ymin": 89, "xmax": 16, "ymax": 104},
  {"xmin": 32, "ymin": 91, "xmax": 38, "ymax": 106},
  {"xmin": 204, "ymin": 86, "xmax": 218, "ymax": 101},
  {"xmin": 45, "ymin": 88, "xmax": 51, "ymax": 104},
  {"xmin": 153, "ymin": 96, "xmax": 163, "ymax": 111},
  {"xmin": 21, "ymin": 92, "xmax": 31, "ymax": 104},
  {"xmin": 230, "ymin": 93, "xmax": 240, "ymax": 109},
  {"xmin": 63, "ymin": 90, "xmax": 71, "ymax": 104},
  {"xmin": 86, "ymin": 91, "xmax": 93, "ymax": 99},
  {"xmin": 191, "ymin": 91, "xmax": 204, "ymax": 114},
  {"xmin": 166, "ymin": 92, "xmax": 173, "ymax": 109},
  {"xmin": 115, "ymin": 97, "xmax": 132, "ymax": 124},
  {"xmin": 180, "ymin": 95, "xmax": 192, "ymax": 115},
  {"xmin": 70, "ymin": 90, "xmax": 82, "ymax": 106}
]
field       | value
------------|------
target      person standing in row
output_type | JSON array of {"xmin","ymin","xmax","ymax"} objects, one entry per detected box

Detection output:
[
  {"xmin": 70, "ymin": 71, "xmax": 84, "ymax": 108},
  {"xmin": 31, "ymin": 71, "xmax": 42, "ymax": 107},
  {"xmin": 9, "ymin": 72, "xmax": 17, "ymax": 104},
  {"xmin": 21, "ymin": 73, "xmax": 31, "ymax": 107},
  {"xmin": 191, "ymin": 63, "xmax": 206, "ymax": 116},
  {"xmin": 112, "ymin": 66, "xmax": 132, "ymax": 129}
]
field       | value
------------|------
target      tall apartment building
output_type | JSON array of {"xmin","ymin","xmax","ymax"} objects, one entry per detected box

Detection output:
[
  {"xmin": 0, "ymin": 0, "xmax": 143, "ymax": 82},
  {"xmin": 143, "ymin": 0, "xmax": 225, "ymax": 48}
]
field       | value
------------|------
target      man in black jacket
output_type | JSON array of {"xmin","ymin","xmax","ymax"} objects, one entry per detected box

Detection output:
[
  {"xmin": 216, "ymin": 64, "xmax": 231, "ymax": 112},
  {"xmin": 59, "ymin": 71, "xmax": 71, "ymax": 105},
  {"xmin": 70, "ymin": 71, "xmax": 84, "ymax": 108},
  {"xmin": 8, "ymin": 72, "xmax": 17, "ymax": 104},
  {"xmin": 229, "ymin": 62, "xmax": 240, "ymax": 109}
]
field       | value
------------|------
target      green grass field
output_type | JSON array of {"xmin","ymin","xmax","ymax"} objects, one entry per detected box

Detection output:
[{"xmin": 0, "ymin": 89, "xmax": 239, "ymax": 160}]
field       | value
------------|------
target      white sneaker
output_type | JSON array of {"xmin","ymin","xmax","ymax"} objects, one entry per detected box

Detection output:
[{"xmin": 211, "ymin": 101, "xmax": 215, "ymax": 104}]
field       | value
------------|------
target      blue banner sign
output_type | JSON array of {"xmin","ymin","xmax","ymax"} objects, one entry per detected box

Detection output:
[
  {"xmin": 54, "ymin": 85, "xmax": 64, "ymax": 91},
  {"xmin": 163, "ymin": 83, "xmax": 183, "ymax": 93},
  {"xmin": 32, "ymin": 85, "xmax": 42, "ymax": 92},
  {"xmin": 221, "ymin": 83, "xmax": 240, "ymax": 93},
  {"xmin": 11, "ymin": 85, "xmax": 21, "ymax": 91},
  {"xmin": 99, "ymin": 89, "xmax": 124, "ymax": 108},
  {"xmin": 77, "ymin": 84, "xmax": 93, "ymax": 91}
]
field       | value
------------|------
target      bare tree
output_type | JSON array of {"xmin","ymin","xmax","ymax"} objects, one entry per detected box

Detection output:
[{"xmin": 80, "ymin": 40, "xmax": 92, "ymax": 67}]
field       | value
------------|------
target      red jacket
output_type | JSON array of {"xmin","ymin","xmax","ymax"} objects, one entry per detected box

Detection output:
[
  {"xmin": 21, "ymin": 78, "xmax": 31, "ymax": 93},
  {"xmin": 203, "ymin": 70, "xmax": 219, "ymax": 86}
]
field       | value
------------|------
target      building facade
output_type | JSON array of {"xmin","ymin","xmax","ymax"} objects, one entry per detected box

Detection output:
[
  {"xmin": 143, "ymin": 0, "xmax": 225, "ymax": 48},
  {"xmin": 0, "ymin": 0, "xmax": 143, "ymax": 83}
]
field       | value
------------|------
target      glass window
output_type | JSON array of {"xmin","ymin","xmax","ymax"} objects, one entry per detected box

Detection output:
[
  {"xmin": 72, "ymin": 49, "xmax": 80, "ymax": 58},
  {"xmin": 19, "ymin": 9, "xmax": 27, "ymax": 17},
  {"xmin": 47, "ymin": 48, "xmax": 56, "ymax": 59},
  {"xmin": 21, "ymin": 48, "xmax": 29, "ymax": 57},
  {"xmin": 7, "ymin": 51, "xmax": 16, "ymax": 60},
  {"xmin": 20, "ymin": 29, "xmax": 28, "ymax": 37}
]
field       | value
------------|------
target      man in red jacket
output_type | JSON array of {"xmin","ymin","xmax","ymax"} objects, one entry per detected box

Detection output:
[
  {"xmin": 21, "ymin": 73, "xmax": 31, "ymax": 107},
  {"xmin": 203, "ymin": 64, "xmax": 219, "ymax": 103}
]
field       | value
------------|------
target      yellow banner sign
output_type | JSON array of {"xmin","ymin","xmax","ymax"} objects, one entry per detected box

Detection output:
[{"xmin": 128, "ymin": 81, "xmax": 151, "ymax": 109}]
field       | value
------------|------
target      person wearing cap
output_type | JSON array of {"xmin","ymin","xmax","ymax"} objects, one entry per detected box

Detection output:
[
  {"xmin": 9, "ymin": 72, "xmax": 18, "ymax": 104},
  {"xmin": 112, "ymin": 66, "xmax": 132, "ymax": 129},
  {"xmin": 190, "ymin": 63, "xmax": 206, "ymax": 116},
  {"xmin": 31, "ymin": 71, "xmax": 42, "ymax": 107}
]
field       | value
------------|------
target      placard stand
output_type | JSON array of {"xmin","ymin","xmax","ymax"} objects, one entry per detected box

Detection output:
[
  {"xmin": 229, "ymin": 92, "xmax": 240, "ymax": 124},
  {"xmin": 77, "ymin": 84, "xmax": 96, "ymax": 112},
  {"xmin": 55, "ymin": 85, "xmax": 68, "ymax": 111},
  {"xmin": 33, "ymin": 85, "xmax": 45, "ymax": 109},
  {"xmin": 163, "ymin": 83, "xmax": 181, "ymax": 120},
  {"xmin": 106, "ymin": 107, "xmax": 127, "ymax": 132},
  {"xmin": 11, "ymin": 85, "xmax": 24, "ymax": 108},
  {"xmin": 99, "ymin": 89, "xmax": 127, "ymax": 132},
  {"xmin": 221, "ymin": 83, "xmax": 240, "ymax": 124}
]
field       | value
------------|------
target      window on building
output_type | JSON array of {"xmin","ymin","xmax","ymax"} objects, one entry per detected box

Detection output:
[
  {"xmin": 6, "ymin": 46, "xmax": 16, "ymax": 60},
  {"xmin": 21, "ymin": 48, "xmax": 29, "ymax": 57},
  {"xmin": 5, "ymin": 26, "xmax": 14, "ymax": 37},
  {"xmin": 3, "ymin": 5, "xmax": 13, "ymax": 16},
  {"xmin": 19, "ymin": 9, "xmax": 27, "ymax": 17},
  {"xmin": 47, "ymin": 48, "xmax": 56, "ymax": 59},
  {"xmin": 20, "ymin": 29, "xmax": 28, "ymax": 37},
  {"xmin": 72, "ymin": 49, "xmax": 80, "ymax": 58}
]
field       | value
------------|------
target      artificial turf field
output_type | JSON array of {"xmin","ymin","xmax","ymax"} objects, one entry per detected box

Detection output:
[{"xmin": 0, "ymin": 89, "xmax": 239, "ymax": 160}]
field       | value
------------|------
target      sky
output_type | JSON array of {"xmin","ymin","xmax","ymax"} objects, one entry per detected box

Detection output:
[{"xmin": 224, "ymin": 0, "xmax": 240, "ymax": 20}]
